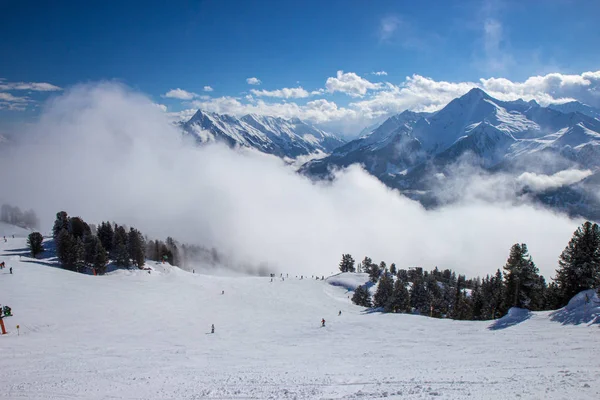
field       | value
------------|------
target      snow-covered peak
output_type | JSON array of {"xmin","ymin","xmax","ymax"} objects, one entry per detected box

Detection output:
[{"xmin": 183, "ymin": 110, "xmax": 345, "ymax": 158}]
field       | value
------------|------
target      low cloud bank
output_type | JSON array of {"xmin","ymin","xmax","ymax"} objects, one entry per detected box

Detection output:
[{"xmin": 0, "ymin": 83, "xmax": 582, "ymax": 278}]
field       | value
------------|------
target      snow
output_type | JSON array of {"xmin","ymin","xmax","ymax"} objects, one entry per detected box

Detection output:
[
  {"xmin": 1, "ymin": 235, "xmax": 600, "ymax": 399},
  {"xmin": 184, "ymin": 110, "xmax": 345, "ymax": 157}
]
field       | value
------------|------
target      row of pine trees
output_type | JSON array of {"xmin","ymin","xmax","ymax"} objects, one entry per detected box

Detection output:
[
  {"xmin": 50, "ymin": 211, "xmax": 146, "ymax": 274},
  {"xmin": 28, "ymin": 210, "xmax": 215, "ymax": 275},
  {"xmin": 346, "ymin": 221, "xmax": 600, "ymax": 320}
]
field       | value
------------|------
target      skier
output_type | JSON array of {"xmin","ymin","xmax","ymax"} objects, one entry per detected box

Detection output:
[
  {"xmin": 9, "ymin": 267, "xmax": 12, "ymax": 274},
  {"xmin": 321, "ymin": 318, "xmax": 325, "ymax": 327},
  {"xmin": 211, "ymin": 324, "xmax": 215, "ymax": 334},
  {"xmin": 222, "ymin": 290, "xmax": 224, "ymax": 295},
  {"xmin": 338, "ymin": 310, "xmax": 342, "ymax": 316}
]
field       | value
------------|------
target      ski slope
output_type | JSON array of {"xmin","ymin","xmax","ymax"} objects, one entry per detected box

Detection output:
[{"xmin": 1, "ymin": 232, "xmax": 600, "ymax": 399}]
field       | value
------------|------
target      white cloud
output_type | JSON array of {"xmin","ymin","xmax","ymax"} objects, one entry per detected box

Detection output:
[
  {"xmin": 516, "ymin": 169, "xmax": 593, "ymax": 192},
  {"xmin": 250, "ymin": 87, "xmax": 310, "ymax": 99},
  {"xmin": 0, "ymin": 92, "xmax": 29, "ymax": 103},
  {"xmin": 203, "ymin": 86, "xmax": 214, "ymax": 92},
  {"xmin": 153, "ymin": 103, "xmax": 168, "ymax": 112},
  {"xmin": 246, "ymin": 77, "xmax": 262, "ymax": 85},
  {"xmin": 372, "ymin": 71, "xmax": 388, "ymax": 76},
  {"xmin": 0, "ymin": 81, "xmax": 62, "ymax": 91},
  {"xmin": 166, "ymin": 69, "xmax": 600, "ymax": 136},
  {"xmin": 167, "ymin": 108, "xmax": 198, "ymax": 122},
  {"xmin": 325, "ymin": 70, "xmax": 381, "ymax": 97},
  {"xmin": 478, "ymin": 18, "xmax": 514, "ymax": 73},
  {"xmin": 192, "ymin": 96, "xmax": 357, "ymax": 124},
  {"xmin": 379, "ymin": 16, "xmax": 400, "ymax": 41},
  {"xmin": 0, "ymin": 82, "xmax": 581, "ymax": 279},
  {"xmin": 164, "ymin": 88, "xmax": 197, "ymax": 100}
]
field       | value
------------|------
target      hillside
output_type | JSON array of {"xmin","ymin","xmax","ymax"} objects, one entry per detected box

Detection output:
[{"xmin": 2, "ymin": 231, "xmax": 600, "ymax": 399}]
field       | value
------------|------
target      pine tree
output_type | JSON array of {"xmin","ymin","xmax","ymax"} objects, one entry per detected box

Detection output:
[
  {"xmin": 373, "ymin": 269, "xmax": 394, "ymax": 309},
  {"xmin": 68, "ymin": 216, "xmax": 90, "ymax": 239},
  {"xmin": 166, "ymin": 237, "xmax": 180, "ymax": 266},
  {"xmin": 555, "ymin": 221, "xmax": 600, "ymax": 306},
  {"xmin": 387, "ymin": 279, "xmax": 410, "ymax": 313},
  {"xmin": 84, "ymin": 234, "xmax": 100, "ymax": 266},
  {"xmin": 368, "ymin": 261, "xmax": 381, "ymax": 283},
  {"xmin": 351, "ymin": 285, "xmax": 372, "ymax": 307},
  {"xmin": 112, "ymin": 225, "xmax": 130, "ymax": 267},
  {"xmin": 338, "ymin": 254, "xmax": 356, "ymax": 273},
  {"xmin": 389, "ymin": 263, "xmax": 397, "ymax": 276},
  {"xmin": 410, "ymin": 278, "xmax": 428, "ymax": 314},
  {"xmin": 97, "ymin": 222, "xmax": 114, "ymax": 253},
  {"xmin": 27, "ymin": 232, "xmax": 44, "ymax": 257},
  {"xmin": 56, "ymin": 229, "xmax": 84, "ymax": 271},
  {"xmin": 503, "ymin": 243, "xmax": 543, "ymax": 310},
  {"xmin": 127, "ymin": 228, "xmax": 146, "ymax": 268},
  {"xmin": 93, "ymin": 239, "xmax": 108, "ymax": 274},
  {"xmin": 52, "ymin": 211, "xmax": 69, "ymax": 239}
]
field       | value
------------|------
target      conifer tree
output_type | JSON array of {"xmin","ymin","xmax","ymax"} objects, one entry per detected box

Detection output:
[
  {"xmin": 338, "ymin": 254, "xmax": 356, "ymax": 273},
  {"xmin": 389, "ymin": 263, "xmax": 397, "ymax": 276},
  {"xmin": 555, "ymin": 221, "xmax": 600, "ymax": 306},
  {"xmin": 68, "ymin": 217, "xmax": 91, "ymax": 239},
  {"xmin": 93, "ymin": 239, "xmax": 108, "ymax": 274},
  {"xmin": 373, "ymin": 269, "xmax": 394, "ymax": 308},
  {"xmin": 27, "ymin": 232, "xmax": 44, "ymax": 258},
  {"xmin": 410, "ymin": 278, "xmax": 429, "ymax": 314},
  {"xmin": 387, "ymin": 279, "xmax": 410, "ymax": 313},
  {"xmin": 503, "ymin": 243, "xmax": 543, "ymax": 310},
  {"xmin": 52, "ymin": 211, "xmax": 69, "ymax": 239},
  {"xmin": 368, "ymin": 261, "xmax": 381, "ymax": 283},
  {"xmin": 112, "ymin": 225, "xmax": 130, "ymax": 267},
  {"xmin": 84, "ymin": 234, "xmax": 100, "ymax": 267},
  {"xmin": 127, "ymin": 228, "xmax": 146, "ymax": 268},
  {"xmin": 97, "ymin": 222, "xmax": 114, "ymax": 253},
  {"xmin": 56, "ymin": 229, "xmax": 84, "ymax": 271},
  {"xmin": 351, "ymin": 284, "xmax": 372, "ymax": 307}
]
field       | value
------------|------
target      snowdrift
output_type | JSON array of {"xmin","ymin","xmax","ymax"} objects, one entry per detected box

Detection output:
[
  {"xmin": 550, "ymin": 289, "xmax": 600, "ymax": 325},
  {"xmin": 325, "ymin": 272, "xmax": 370, "ymax": 291}
]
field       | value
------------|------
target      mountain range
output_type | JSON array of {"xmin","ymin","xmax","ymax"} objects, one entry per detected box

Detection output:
[
  {"xmin": 180, "ymin": 90, "xmax": 600, "ymax": 220},
  {"xmin": 182, "ymin": 110, "xmax": 345, "ymax": 158}
]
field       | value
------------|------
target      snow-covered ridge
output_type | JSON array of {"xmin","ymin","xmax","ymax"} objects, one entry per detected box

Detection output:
[
  {"xmin": 301, "ymin": 89, "xmax": 600, "ymax": 219},
  {"xmin": 182, "ymin": 109, "xmax": 345, "ymax": 158}
]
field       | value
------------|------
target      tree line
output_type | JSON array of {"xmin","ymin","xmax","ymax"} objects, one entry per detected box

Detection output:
[
  {"xmin": 1, "ymin": 203, "xmax": 39, "ymax": 229},
  {"xmin": 27, "ymin": 210, "xmax": 212, "ymax": 275},
  {"xmin": 345, "ymin": 220, "xmax": 600, "ymax": 320}
]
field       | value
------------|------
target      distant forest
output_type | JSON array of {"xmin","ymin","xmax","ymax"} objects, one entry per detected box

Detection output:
[{"xmin": 1, "ymin": 203, "xmax": 39, "ymax": 229}]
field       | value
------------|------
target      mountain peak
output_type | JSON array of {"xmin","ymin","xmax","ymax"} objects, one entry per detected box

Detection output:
[{"xmin": 461, "ymin": 87, "xmax": 490, "ymax": 102}]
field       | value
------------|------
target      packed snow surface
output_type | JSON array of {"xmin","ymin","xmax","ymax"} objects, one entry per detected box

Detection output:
[{"xmin": 1, "ymin": 233, "xmax": 600, "ymax": 399}]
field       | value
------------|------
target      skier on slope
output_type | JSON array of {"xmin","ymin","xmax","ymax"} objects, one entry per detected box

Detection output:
[
  {"xmin": 321, "ymin": 318, "xmax": 325, "ymax": 327},
  {"xmin": 338, "ymin": 311, "xmax": 342, "ymax": 316},
  {"xmin": 211, "ymin": 324, "xmax": 215, "ymax": 334}
]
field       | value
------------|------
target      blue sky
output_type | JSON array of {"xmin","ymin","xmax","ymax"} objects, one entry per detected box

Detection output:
[{"xmin": 2, "ymin": 0, "xmax": 600, "ymax": 134}]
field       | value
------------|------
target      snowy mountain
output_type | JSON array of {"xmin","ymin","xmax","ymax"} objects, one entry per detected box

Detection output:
[
  {"xmin": 548, "ymin": 101, "xmax": 600, "ymax": 120},
  {"xmin": 182, "ymin": 110, "xmax": 345, "ymax": 158},
  {"xmin": 302, "ymin": 89, "xmax": 600, "ymax": 219}
]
